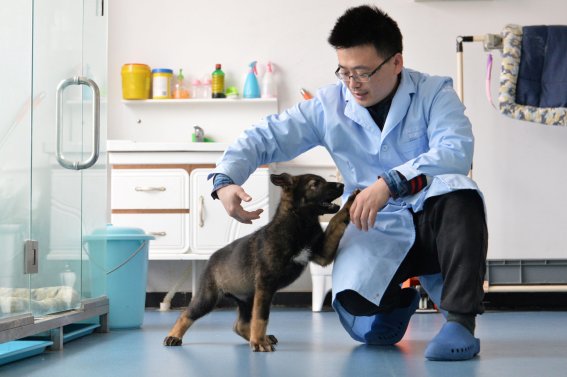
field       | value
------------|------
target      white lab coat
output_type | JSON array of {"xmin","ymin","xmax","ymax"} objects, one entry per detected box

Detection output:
[{"xmin": 212, "ymin": 68, "xmax": 482, "ymax": 307}]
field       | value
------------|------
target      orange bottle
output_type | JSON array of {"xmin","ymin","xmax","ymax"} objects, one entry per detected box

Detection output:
[{"xmin": 172, "ymin": 69, "xmax": 190, "ymax": 99}]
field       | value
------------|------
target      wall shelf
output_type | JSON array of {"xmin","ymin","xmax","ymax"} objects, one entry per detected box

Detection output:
[
  {"xmin": 117, "ymin": 97, "xmax": 279, "ymax": 144},
  {"xmin": 122, "ymin": 98, "xmax": 277, "ymax": 105}
]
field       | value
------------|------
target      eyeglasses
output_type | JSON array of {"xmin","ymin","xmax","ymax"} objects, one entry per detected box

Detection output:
[{"xmin": 335, "ymin": 53, "xmax": 397, "ymax": 83}]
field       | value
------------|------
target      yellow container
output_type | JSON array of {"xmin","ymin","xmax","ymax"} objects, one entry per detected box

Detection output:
[{"xmin": 121, "ymin": 64, "xmax": 151, "ymax": 100}]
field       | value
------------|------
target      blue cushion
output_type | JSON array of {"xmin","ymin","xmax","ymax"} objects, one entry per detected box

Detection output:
[{"xmin": 515, "ymin": 25, "xmax": 567, "ymax": 108}]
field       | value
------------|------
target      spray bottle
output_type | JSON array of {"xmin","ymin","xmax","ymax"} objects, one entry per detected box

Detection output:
[
  {"xmin": 243, "ymin": 61, "xmax": 260, "ymax": 98},
  {"xmin": 261, "ymin": 62, "xmax": 277, "ymax": 98}
]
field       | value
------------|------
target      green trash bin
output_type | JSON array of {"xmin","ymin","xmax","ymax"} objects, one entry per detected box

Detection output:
[{"xmin": 85, "ymin": 224, "xmax": 154, "ymax": 329}]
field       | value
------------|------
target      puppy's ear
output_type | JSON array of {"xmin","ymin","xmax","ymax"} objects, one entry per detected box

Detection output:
[{"xmin": 270, "ymin": 173, "xmax": 293, "ymax": 188}]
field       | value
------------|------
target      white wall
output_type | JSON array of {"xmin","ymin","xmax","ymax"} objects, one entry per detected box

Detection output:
[{"xmin": 108, "ymin": 0, "xmax": 567, "ymax": 293}]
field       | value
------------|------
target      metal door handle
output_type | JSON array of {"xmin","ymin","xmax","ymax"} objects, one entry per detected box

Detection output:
[
  {"xmin": 96, "ymin": 0, "xmax": 105, "ymax": 16},
  {"xmin": 55, "ymin": 76, "xmax": 100, "ymax": 170}
]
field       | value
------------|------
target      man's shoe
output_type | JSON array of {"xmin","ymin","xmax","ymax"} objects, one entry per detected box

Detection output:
[
  {"xmin": 354, "ymin": 287, "xmax": 420, "ymax": 345},
  {"xmin": 424, "ymin": 321, "xmax": 480, "ymax": 361}
]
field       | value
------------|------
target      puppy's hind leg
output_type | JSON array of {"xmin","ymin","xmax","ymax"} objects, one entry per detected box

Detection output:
[
  {"xmin": 164, "ymin": 310, "xmax": 194, "ymax": 346},
  {"xmin": 163, "ymin": 279, "xmax": 220, "ymax": 346}
]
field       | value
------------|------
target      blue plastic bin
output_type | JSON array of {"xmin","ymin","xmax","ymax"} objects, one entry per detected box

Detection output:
[{"xmin": 85, "ymin": 225, "xmax": 154, "ymax": 329}]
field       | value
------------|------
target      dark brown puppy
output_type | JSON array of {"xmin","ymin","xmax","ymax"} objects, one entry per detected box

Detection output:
[{"xmin": 164, "ymin": 173, "xmax": 358, "ymax": 352}]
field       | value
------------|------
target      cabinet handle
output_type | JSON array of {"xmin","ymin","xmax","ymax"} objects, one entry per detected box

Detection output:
[
  {"xmin": 199, "ymin": 195, "xmax": 205, "ymax": 227},
  {"xmin": 149, "ymin": 231, "xmax": 166, "ymax": 237},
  {"xmin": 134, "ymin": 186, "xmax": 166, "ymax": 192}
]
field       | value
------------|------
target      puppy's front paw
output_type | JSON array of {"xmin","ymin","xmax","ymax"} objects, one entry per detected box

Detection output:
[
  {"xmin": 338, "ymin": 189, "xmax": 360, "ymax": 224},
  {"xmin": 345, "ymin": 189, "xmax": 361, "ymax": 208},
  {"xmin": 250, "ymin": 336, "xmax": 276, "ymax": 352},
  {"xmin": 163, "ymin": 336, "xmax": 183, "ymax": 346}
]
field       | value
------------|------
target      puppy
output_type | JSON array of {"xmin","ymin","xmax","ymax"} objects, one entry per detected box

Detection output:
[{"xmin": 164, "ymin": 173, "xmax": 358, "ymax": 352}]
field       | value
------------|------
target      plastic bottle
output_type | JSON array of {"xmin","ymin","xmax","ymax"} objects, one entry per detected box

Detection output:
[
  {"xmin": 172, "ymin": 69, "xmax": 190, "ymax": 99},
  {"xmin": 211, "ymin": 64, "xmax": 226, "ymax": 98},
  {"xmin": 59, "ymin": 263, "xmax": 76, "ymax": 288},
  {"xmin": 243, "ymin": 61, "xmax": 260, "ymax": 98},
  {"xmin": 202, "ymin": 77, "xmax": 212, "ymax": 98},
  {"xmin": 152, "ymin": 68, "xmax": 173, "ymax": 99},
  {"xmin": 191, "ymin": 79, "xmax": 203, "ymax": 99},
  {"xmin": 261, "ymin": 62, "xmax": 277, "ymax": 98}
]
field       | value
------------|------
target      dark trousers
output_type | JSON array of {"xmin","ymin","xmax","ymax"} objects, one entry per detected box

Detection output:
[{"xmin": 336, "ymin": 189, "xmax": 488, "ymax": 316}]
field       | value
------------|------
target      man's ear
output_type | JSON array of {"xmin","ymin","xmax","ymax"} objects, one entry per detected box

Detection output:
[
  {"xmin": 393, "ymin": 52, "xmax": 404, "ymax": 74},
  {"xmin": 270, "ymin": 173, "xmax": 294, "ymax": 188}
]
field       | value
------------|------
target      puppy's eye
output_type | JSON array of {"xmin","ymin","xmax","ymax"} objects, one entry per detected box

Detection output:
[{"xmin": 308, "ymin": 180, "xmax": 320, "ymax": 190}]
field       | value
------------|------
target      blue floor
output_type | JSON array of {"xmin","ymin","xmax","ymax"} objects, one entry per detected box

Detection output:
[{"xmin": 1, "ymin": 308, "xmax": 567, "ymax": 376}]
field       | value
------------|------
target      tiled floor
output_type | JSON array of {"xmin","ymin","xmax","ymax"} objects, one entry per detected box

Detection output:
[{"xmin": 1, "ymin": 308, "xmax": 567, "ymax": 377}]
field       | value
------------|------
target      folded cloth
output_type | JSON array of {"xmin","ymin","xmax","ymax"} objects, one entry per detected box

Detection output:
[
  {"xmin": 515, "ymin": 25, "xmax": 567, "ymax": 108},
  {"xmin": 424, "ymin": 321, "xmax": 480, "ymax": 361},
  {"xmin": 499, "ymin": 24, "xmax": 567, "ymax": 126},
  {"xmin": 334, "ymin": 287, "xmax": 419, "ymax": 345}
]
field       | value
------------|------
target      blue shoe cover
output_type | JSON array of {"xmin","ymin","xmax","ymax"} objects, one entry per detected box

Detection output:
[
  {"xmin": 335, "ymin": 288, "xmax": 419, "ymax": 345},
  {"xmin": 363, "ymin": 288, "xmax": 420, "ymax": 345},
  {"xmin": 424, "ymin": 322, "xmax": 480, "ymax": 361}
]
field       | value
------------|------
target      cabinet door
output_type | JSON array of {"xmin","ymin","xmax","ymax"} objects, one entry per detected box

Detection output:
[{"xmin": 190, "ymin": 168, "xmax": 270, "ymax": 254}]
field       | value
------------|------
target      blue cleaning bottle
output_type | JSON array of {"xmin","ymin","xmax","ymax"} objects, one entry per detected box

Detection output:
[{"xmin": 243, "ymin": 61, "xmax": 261, "ymax": 98}]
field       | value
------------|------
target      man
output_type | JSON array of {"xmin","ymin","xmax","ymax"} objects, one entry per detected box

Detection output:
[{"xmin": 210, "ymin": 5, "xmax": 488, "ymax": 361}]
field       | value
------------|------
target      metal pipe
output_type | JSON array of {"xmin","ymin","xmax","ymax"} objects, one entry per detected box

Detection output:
[
  {"xmin": 456, "ymin": 35, "xmax": 488, "ymax": 178},
  {"xmin": 455, "ymin": 36, "xmax": 478, "ymax": 103}
]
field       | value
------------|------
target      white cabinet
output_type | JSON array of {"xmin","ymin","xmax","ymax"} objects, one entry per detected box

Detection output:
[
  {"xmin": 107, "ymin": 142, "xmax": 271, "ymax": 261},
  {"xmin": 190, "ymin": 168, "xmax": 270, "ymax": 255},
  {"xmin": 110, "ymin": 162, "xmax": 271, "ymax": 259},
  {"xmin": 110, "ymin": 167, "xmax": 193, "ymax": 256}
]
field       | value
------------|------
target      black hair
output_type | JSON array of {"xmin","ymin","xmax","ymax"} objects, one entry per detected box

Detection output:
[{"xmin": 328, "ymin": 5, "xmax": 403, "ymax": 58}]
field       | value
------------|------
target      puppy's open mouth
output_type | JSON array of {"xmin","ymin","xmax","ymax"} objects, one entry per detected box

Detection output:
[{"xmin": 319, "ymin": 201, "xmax": 340, "ymax": 213}]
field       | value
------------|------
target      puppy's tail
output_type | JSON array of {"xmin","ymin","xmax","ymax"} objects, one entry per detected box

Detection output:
[{"xmin": 160, "ymin": 264, "xmax": 193, "ymax": 311}]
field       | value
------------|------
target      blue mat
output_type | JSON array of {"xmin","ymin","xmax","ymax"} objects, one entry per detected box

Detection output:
[
  {"xmin": 25, "ymin": 323, "xmax": 100, "ymax": 343},
  {"xmin": 0, "ymin": 340, "xmax": 53, "ymax": 366}
]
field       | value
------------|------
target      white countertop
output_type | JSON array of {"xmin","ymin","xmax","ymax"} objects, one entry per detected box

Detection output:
[
  {"xmin": 106, "ymin": 140, "xmax": 336, "ymax": 168},
  {"xmin": 107, "ymin": 140, "xmax": 229, "ymax": 152}
]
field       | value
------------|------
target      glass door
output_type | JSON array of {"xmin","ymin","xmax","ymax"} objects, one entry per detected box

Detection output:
[
  {"xmin": 0, "ymin": 1, "xmax": 34, "ymax": 320},
  {"xmin": 29, "ymin": 0, "xmax": 108, "ymax": 317}
]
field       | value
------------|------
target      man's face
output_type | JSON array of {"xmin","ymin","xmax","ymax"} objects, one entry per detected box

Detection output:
[{"xmin": 336, "ymin": 44, "xmax": 403, "ymax": 107}]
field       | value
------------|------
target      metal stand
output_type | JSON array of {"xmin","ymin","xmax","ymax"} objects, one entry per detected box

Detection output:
[{"xmin": 0, "ymin": 296, "xmax": 109, "ymax": 350}]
